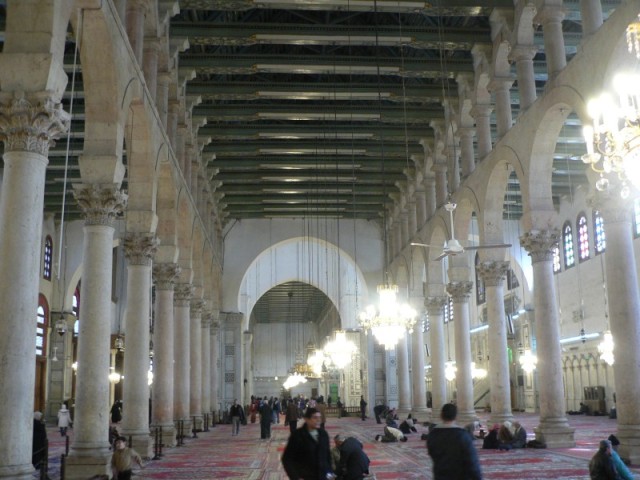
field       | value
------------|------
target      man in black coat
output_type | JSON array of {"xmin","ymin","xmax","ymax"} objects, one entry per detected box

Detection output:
[
  {"xmin": 373, "ymin": 404, "xmax": 388, "ymax": 424},
  {"xmin": 282, "ymin": 407, "xmax": 334, "ymax": 480},
  {"xmin": 427, "ymin": 404, "xmax": 482, "ymax": 480},
  {"xmin": 334, "ymin": 435, "xmax": 370, "ymax": 480}
]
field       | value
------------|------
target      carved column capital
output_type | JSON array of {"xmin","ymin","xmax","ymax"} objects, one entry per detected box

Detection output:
[
  {"xmin": 210, "ymin": 321, "xmax": 220, "ymax": 336},
  {"xmin": 190, "ymin": 298, "xmax": 206, "ymax": 317},
  {"xmin": 520, "ymin": 229, "xmax": 560, "ymax": 264},
  {"xmin": 201, "ymin": 312, "xmax": 212, "ymax": 328},
  {"xmin": 425, "ymin": 295, "xmax": 448, "ymax": 315},
  {"xmin": 589, "ymin": 191, "xmax": 633, "ymax": 224},
  {"xmin": 153, "ymin": 263, "xmax": 181, "ymax": 290},
  {"xmin": 446, "ymin": 281, "xmax": 473, "ymax": 302},
  {"xmin": 73, "ymin": 184, "xmax": 127, "ymax": 227},
  {"xmin": 123, "ymin": 233, "xmax": 158, "ymax": 266},
  {"xmin": 174, "ymin": 283, "xmax": 194, "ymax": 307},
  {"xmin": 476, "ymin": 260, "xmax": 510, "ymax": 287},
  {"xmin": 0, "ymin": 92, "xmax": 70, "ymax": 156}
]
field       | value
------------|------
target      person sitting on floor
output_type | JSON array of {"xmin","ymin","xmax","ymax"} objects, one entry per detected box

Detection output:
[
  {"xmin": 375, "ymin": 425, "xmax": 408, "ymax": 443},
  {"xmin": 497, "ymin": 421, "xmax": 515, "ymax": 450},
  {"xmin": 589, "ymin": 439, "xmax": 620, "ymax": 480},
  {"xmin": 399, "ymin": 416, "xmax": 418, "ymax": 434},
  {"xmin": 385, "ymin": 409, "xmax": 399, "ymax": 428},
  {"xmin": 482, "ymin": 424, "xmax": 500, "ymax": 449},
  {"xmin": 512, "ymin": 422, "xmax": 527, "ymax": 449}
]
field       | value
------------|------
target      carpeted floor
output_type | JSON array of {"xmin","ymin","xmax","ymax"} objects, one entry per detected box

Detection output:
[{"xmin": 35, "ymin": 413, "xmax": 640, "ymax": 479}]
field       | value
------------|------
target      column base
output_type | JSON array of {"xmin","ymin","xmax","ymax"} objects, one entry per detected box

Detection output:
[
  {"xmin": 534, "ymin": 417, "xmax": 575, "ymax": 448},
  {"xmin": 64, "ymin": 453, "xmax": 111, "ymax": 480},
  {"xmin": 456, "ymin": 408, "xmax": 478, "ymax": 426},
  {"xmin": 616, "ymin": 423, "xmax": 640, "ymax": 464},
  {"xmin": 0, "ymin": 463, "xmax": 34, "ymax": 480}
]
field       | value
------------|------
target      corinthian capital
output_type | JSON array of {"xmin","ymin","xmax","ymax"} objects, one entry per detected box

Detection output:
[
  {"xmin": 476, "ymin": 261, "xmax": 510, "ymax": 287},
  {"xmin": 190, "ymin": 299, "xmax": 206, "ymax": 317},
  {"xmin": 446, "ymin": 281, "xmax": 473, "ymax": 302},
  {"xmin": 0, "ymin": 92, "xmax": 70, "ymax": 156},
  {"xmin": 123, "ymin": 233, "xmax": 159, "ymax": 266},
  {"xmin": 153, "ymin": 263, "xmax": 181, "ymax": 290},
  {"xmin": 73, "ymin": 184, "xmax": 127, "ymax": 227},
  {"xmin": 425, "ymin": 296, "xmax": 448, "ymax": 315},
  {"xmin": 174, "ymin": 283, "xmax": 194, "ymax": 306},
  {"xmin": 520, "ymin": 229, "xmax": 560, "ymax": 264}
]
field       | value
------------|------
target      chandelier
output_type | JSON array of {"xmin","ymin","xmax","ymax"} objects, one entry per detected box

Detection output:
[
  {"xmin": 283, "ymin": 371, "xmax": 308, "ymax": 390},
  {"xmin": 582, "ymin": 73, "xmax": 640, "ymax": 196},
  {"xmin": 323, "ymin": 330, "xmax": 357, "ymax": 369},
  {"xmin": 307, "ymin": 347, "xmax": 328, "ymax": 376},
  {"xmin": 519, "ymin": 349, "xmax": 538, "ymax": 373},
  {"xmin": 471, "ymin": 362, "xmax": 488, "ymax": 380},
  {"xmin": 627, "ymin": 14, "xmax": 640, "ymax": 59},
  {"xmin": 598, "ymin": 331, "xmax": 615, "ymax": 366},
  {"xmin": 359, "ymin": 284, "xmax": 417, "ymax": 350},
  {"xmin": 108, "ymin": 367, "xmax": 122, "ymax": 384},
  {"xmin": 444, "ymin": 360, "xmax": 457, "ymax": 381}
]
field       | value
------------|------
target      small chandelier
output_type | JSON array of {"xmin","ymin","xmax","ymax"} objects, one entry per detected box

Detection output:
[
  {"xmin": 582, "ymin": 73, "xmax": 640, "ymax": 197},
  {"xmin": 627, "ymin": 14, "xmax": 640, "ymax": 59},
  {"xmin": 598, "ymin": 331, "xmax": 615, "ymax": 366},
  {"xmin": 359, "ymin": 284, "xmax": 417, "ymax": 350},
  {"xmin": 323, "ymin": 330, "xmax": 357, "ymax": 369},
  {"xmin": 519, "ymin": 349, "xmax": 538, "ymax": 373},
  {"xmin": 444, "ymin": 360, "xmax": 457, "ymax": 381},
  {"xmin": 108, "ymin": 367, "xmax": 122, "ymax": 384},
  {"xmin": 471, "ymin": 362, "xmax": 487, "ymax": 380}
]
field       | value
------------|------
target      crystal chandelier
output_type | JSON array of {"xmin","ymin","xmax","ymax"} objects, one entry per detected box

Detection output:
[
  {"xmin": 323, "ymin": 330, "xmax": 357, "ymax": 369},
  {"xmin": 519, "ymin": 349, "xmax": 538, "ymax": 373},
  {"xmin": 444, "ymin": 360, "xmax": 457, "ymax": 381},
  {"xmin": 108, "ymin": 367, "xmax": 122, "ymax": 384},
  {"xmin": 627, "ymin": 14, "xmax": 640, "ymax": 59},
  {"xmin": 598, "ymin": 331, "xmax": 615, "ymax": 366},
  {"xmin": 283, "ymin": 372, "xmax": 308, "ymax": 390},
  {"xmin": 471, "ymin": 362, "xmax": 487, "ymax": 380},
  {"xmin": 359, "ymin": 285, "xmax": 417, "ymax": 350},
  {"xmin": 307, "ymin": 347, "xmax": 328, "ymax": 377},
  {"xmin": 582, "ymin": 73, "xmax": 640, "ymax": 197}
]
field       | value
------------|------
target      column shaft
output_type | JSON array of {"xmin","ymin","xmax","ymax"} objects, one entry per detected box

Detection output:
[
  {"xmin": 142, "ymin": 40, "xmax": 159, "ymax": 100},
  {"xmin": 447, "ymin": 143, "xmax": 460, "ymax": 192},
  {"xmin": 201, "ymin": 315, "xmax": 211, "ymax": 421},
  {"xmin": 459, "ymin": 128, "xmax": 475, "ymax": 177},
  {"xmin": 210, "ymin": 319, "xmax": 220, "ymax": 420},
  {"xmin": 580, "ymin": 0, "xmax": 603, "ymax": 37},
  {"xmin": 156, "ymin": 73, "xmax": 170, "ymax": 129},
  {"xmin": 411, "ymin": 316, "xmax": 428, "ymax": 414},
  {"xmin": 396, "ymin": 336, "xmax": 412, "ymax": 415},
  {"xmin": 190, "ymin": 300, "xmax": 204, "ymax": 429},
  {"xmin": 433, "ymin": 165, "xmax": 448, "ymax": 208},
  {"xmin": 424, "ymin": 178, "xmax": 436, "ymax": 219},
  {"xmin": 537, "ymin": 7, "xmax": 567, "ymax": 79},
  {"xmin": 510, "ymin": 47, "xmax": 538, "ymax": 111},
  {"xmin": 125, "ymin": 2, "xmax": 146, "ymax": 65},
  {"xmin": 490, "ymin": 79, "xmax": 514, "ymax": 138},
  {"xmin": 471, "ymin": 105, "xmax": 492, "ymax": 159},
  {"xmin": 427, "ymin": 297, "xmax": 447, "ymax": 420},
  {"xmin": 173, "ymin": 284, "xmax": 192, "ymax": 421}
]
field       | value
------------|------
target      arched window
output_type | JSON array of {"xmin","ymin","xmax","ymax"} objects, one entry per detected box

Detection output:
[
  {"xmin": 577, "ymin": 213, "xmax": 590, "ymax": 262},
  {"xmin": 36, "ymin": 295, "xmax": 49, "ymax": 357},
  {"xmin": 552, "ymin": 245, "xmax": 561, "ymax": 273},
  {"xmin": 634, "ymin": 198, "xmax": 640, "ymax": 238},
  {"xmin": 43, "ymin": 236, "xmax": 53, "ymax": 281},
  {"xmin": 563, "ymin": 221, "xmax": 575, "ymax": 268},
  {"xmin": 444, "ymin": 297, "xmax": 454, "ymax": 323},
  {"xmin": 593, "ymin": 210, "xmax": 606, "ymax": 254},
  {"xmin": 475, "ymin": 253, "xmax": 485, "ymax": 305}
]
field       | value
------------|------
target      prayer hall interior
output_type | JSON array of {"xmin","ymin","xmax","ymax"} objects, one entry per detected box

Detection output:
[{"xmin": 1, "ymin": 0, "xmax": 640, "ymax": 478}]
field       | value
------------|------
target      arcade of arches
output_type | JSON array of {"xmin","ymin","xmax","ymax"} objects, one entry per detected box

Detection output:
[{"xmin": 1, "ymin": 1, "xmax": 640, "ymax": 479}]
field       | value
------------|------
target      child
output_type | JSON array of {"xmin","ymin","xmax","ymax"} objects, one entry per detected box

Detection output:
[{"xmin": 111, "ymin": 436, "xmax": 144, "ymax": 480}]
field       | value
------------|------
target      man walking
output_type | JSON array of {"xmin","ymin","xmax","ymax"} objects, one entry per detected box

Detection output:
[
  {"xmin": 427, "ymin": 404, "xmax": 482, "ymax": 480},
  {"xmin": 282, "ymin": 407, "xmax": 334, "ymax": 479},
  {"xmin": 229, "ymin": 399, "xmax": 244, "ymax": 436},
  {"xmin": 285, "ymin": 397, "xmax": 299, "ymax": 435}
]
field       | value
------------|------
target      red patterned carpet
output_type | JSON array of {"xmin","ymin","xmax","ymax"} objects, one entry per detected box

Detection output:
[{"xmin": 36, "ymin": 413, "xmax": 640, "ymax": 479}]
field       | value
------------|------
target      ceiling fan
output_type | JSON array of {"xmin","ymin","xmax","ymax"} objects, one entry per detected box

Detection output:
[{"xmin": 411, "ymin": 202, "xmax": 512, "ymax": 261}]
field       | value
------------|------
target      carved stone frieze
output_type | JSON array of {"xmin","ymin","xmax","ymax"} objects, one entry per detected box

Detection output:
[
  {"xmin": 73, "ymin": 184, "xmax": 127, "ymax": 227},
  {"xmin": 446, "ymin": 281, "xmax": 473, "ymax": 302},
  {"xmin": 153, "ymin": 263, "xmax": 181, "ymax": 290},
  {"xmin": 520, "ymin": 229, "xmax": 560, "ymax": 264},
  {"xmin": 174, "ymin": 283, "xmax": 194, "ymax": 307},
  {"xmin": 476, "ymin": 261, "xmax": 510, "ymax": 287},
  {"xmin": 123, "ymin": 233, "xmax": 159, "ymax": 266},
  {"xmin": 0, "ymin": 92, "xmax": 70, "ymax": 156}
]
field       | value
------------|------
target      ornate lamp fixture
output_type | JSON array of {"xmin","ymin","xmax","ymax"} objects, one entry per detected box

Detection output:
[
  {"xmin": 359, "ymin": 285, "xmax": 417, "ymax": 350},
  {"xmin": 598, "ymin": 331, "xmax": 615, "ymax": 366},
  {"xmin": 283, "ymin": 371, "xmax": 308, "ymax": 390},
  {"xmin": 114, "ymin": 334, "xmax": 125, "ymax": 353},
  {"xmin": 323, "ymin": 330, "xmax": 357, "ymax": 369},
  {"xmin": 519, "ymin": 349, "xmax": 538, "ymax": 373},
  {"xmin": 471, "ymin": 362, "xmax": 487, "ymax": 380},
  {"xmin": 55, "ymin": 314, "xmax": 67, "ymax": 336},
  {"xmin": 307, "ymin": 347, "xmax": 328, "ymax": 377},
  {"xmin": 108, "ymin": 366, "xmax": 122, "ymax": 384},
  {"xmin": 627, "ymin": 14, "xmax": 640, "ymax": 59},
  {"xmin": 444, "ymin": 360, "xmax": 457, "ymax": 381},
  {"xmin": 582, "ymin": 73, "xmax": 640, "ymax": 196}
]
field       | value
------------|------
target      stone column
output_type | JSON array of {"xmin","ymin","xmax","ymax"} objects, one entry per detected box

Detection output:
[
  {"xmin": 125, "ymin": 0, "xmax": 149, "ymax": 65},
  {"xmin": 521, "ymin": 230, "xmax": 575, "ymax": 447},
  {"xmin": 471, "ymin": 104, "xmax": 493, "ymax": 160},
  {"xmin": 191, "ymin": 159, "xmax": 200, "ymax": 196},
  {"xmin": 426, "ymin": 296, "xmax": 448, "ymax": 420},
  {"xmin": 535, "ymin": 6, "xmax": 567, "ymax": 79},
  {"xmin": 509, "ymin": 46, "xmax": 538, "ymax": 112},
  {"xmin": 424, "ymin": 176, "xmax": 436, "ymax": 219},
  {"xmin": 189, "ymin": 298, "xmax": 204, "ymax": 431},
  {"xmin": 120, "ymin": 233, "xmax": 158, "ymax": 456},
  {"xmin": 489, "ymin": 78, "xmax": 514, "ymax": 139},
  {"xmin": 67, "ymin": 185, "xmax": 127, "ymax": 479},
  {"xmin": 458, "ymin": 127, "xmax": 475, "ymax": 178},
  {"xmin": 447, "ymin": 141, "xmax": 460, "ymax": 192},
  {"xmin": 243, "ymin": 331, "xmax": 254, "ymax": 406},
  {"xmin": 0, "ymin": 93, "xmax": 68, "ymax": 480},
  {"xmin": 167, "ymin": 100, "xmax": 180, "ymax": 150},
  {"xmin": 176, "ymin": 126, "xmax": 187, "ymax": 177},
  {"xmin": 432, "ymin": 164, "xmax": 448, "ymax": 208},
  {"xmin": 476, "ymin": 261, "xmax": 513, "ymax": 425},
  {"xmin": 396, "ymin": 335, "xmax": 412, "ymax": 415},
  {"xmin": 580, "ymin": 0, "xmax": 603, "ymax": 37},
  {"xmin": 408, "ymin": 201, "xmax": 417, "ymax": 238},
  {"xmin": 410, "ymin": 302, "xmax": 428, "ymax": 415},
  {"xmin": 401, "ymin": 212, "xmax": 409, "ymax": 250},
  {"xmin": 201, "ymin": 313, "xmax": 212, "ymax": 425},
  {"xmin": 173, "ymin": 283, "xmax": 193, "ymax": 422},
  {"xmin": 151, "ymin": 263, "xmax": 180, "ymax": 447},
  {"xmin": 113, "ymin": 0, "xmax": 127, "ymax": 24},
  {"xmin": 415, "ymin": 188, "xmax": 427, "ymax": 228},
  {"xmin": 142, "ymin": 39, "xmax": 159, "ymax": 100},
  {"xmin": 597, "ymin": 197, "xmax": 640, "ymax": 462},
  {"xmin": 156, "ymin": 72, "xmax": 170, "ymax": 129},
  {"xmin": 210, "ymin": 317, "xmax": 220, "ymax": 422},
  {"xmin": 446, "ymin": 281, "xmax": 476, "ymax": 425}
]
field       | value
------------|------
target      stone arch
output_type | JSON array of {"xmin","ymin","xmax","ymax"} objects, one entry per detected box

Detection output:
[
  {"xmin": 155, "ymin": 161, "xmax": 179, "ymax": 263},
  {"xmin": 238, "ymin": 237, "xmax": 368, "ymax": 332}
]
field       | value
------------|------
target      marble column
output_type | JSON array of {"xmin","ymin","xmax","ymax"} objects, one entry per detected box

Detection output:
[
  {"xmin": 191, "ymin": 160, "xmax": 199, "ymax": 196},
  {"xmin": 424, "ymin": 177, "xmax": 437, "ymax": 219},
  {"xmin": 167, "ymin": 100, "xmax": 180, "ymax": 150},
  {"xmin": 408, "ymin": 201, "xmax": 417, "ymax": 238},
  {"xmin": 121, "ymin": 234, "xmax": 158, "ymax": 456},
  {"xmin": 447, "ymin": 141, "xmax": 460, "ymax": 192},
  {"xmin": 156, "ymin": 72, "xmax": 170, "ymax": 129},
  {"xmin": 243, "ymin": 331, "xmax": 254, "ymax": 406},
  {"xmin": 580, "ymin": 0, "xmax": 603, "ymax": 37},
  {"xmin": 410, "ymin": 303, "xmax": 428, "ymax": 415},
  {"xmin": 426, "ymin": 296, "xmax": 448, "ymax": 420},
  {"xmin": 125, "ymin": 0, "xmax": 149, "ymax": 65},
  {"xmin": 151, "ymin": 263, "xmax": 181, "ymax": 447},
  {"xmin": 471, "ymin": 104, "xmax": 493, "ymax": 159},
  {"xmin": 415, "ymin": 189, "xmax": 427, "ymax": 228},
  {"xmin": 509, "ymin": 46, "xmax": 538, "ymax": 112},
  {"xmin": 176, "ymin": 127, "xmax": 187, "ymax": 177},
  {"xmin": 67, "ymin": 185, "xmax": 127, "ymax": 479},
  {"xmin": 458, "ymin": 127, "xmax": 475, "ymax": 178},
  {"xmin": 477, "ymin": 261, "xmax": 513, "ymax": 425},
  {"xmin": 173, "ymin": 283, "xmax": 193, "ymax": 422},
  {"xmin": 210, "ymin": 317, "xmax": 220, "ymax": 422},
  {"xmin": 521, "ymin": 230, "xmax": 575, "ymax": 447},
  {"xmin": 597, "ymin": 197, "xmax": 640, "ymax": 462},
  {"xmin": 189, "ymin": 298, "xmax": 204, "ymax": 430},
  {"xmin": 446, "ymin": 281, "xmax": 476, "ymax": 425},
  {"xmin": 183, "ymin": 143, "xmax": 193, "ymax": 184},
  {"xmin": 432, "ymin": 164, "xmax": 448, "ymax": 208},
  {"xmin": 396, "ymin": 335, "xmax": 412, "ymax": 415},
  {"xmin": 489, "ymin": 78, "xmax": 514, "ymax": 139},
  {"xmin": 401, "ymin": 213, "xmax": 409, "ymax": 250},
  {"xmin": 201, "ymin": 313, "xmax": 212, "ymax": 425},
  {"xmin": 0, "ymin": 93, "xmax": 68, "ymax": 480},
  {"xmin": 536, "ymin": 6, "xmax": 567, "ymax": 79},
  {"xmin": 142, "ymin": 39, "xmax": 159, "ymax": 100}
]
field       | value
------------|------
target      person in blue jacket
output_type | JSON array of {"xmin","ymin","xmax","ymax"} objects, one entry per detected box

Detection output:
[{"xmin": 427, "ymin": 403, "xmax": 483, "ymax": 480}]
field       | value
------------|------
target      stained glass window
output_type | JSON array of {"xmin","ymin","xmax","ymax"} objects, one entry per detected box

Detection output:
[
  {"xmin": 577, "ymin": 214, "xmax": 590, "ymax": 262},
  {"xmin": 43, "ymin": 236, "xmax": 53, "ymax": 280},
  {"xmin": 552, "ymin": 245, "xmax": 561, "ymax": 273},
  {"xmin": 563, "ymin": 222, "xmax": 575, "ymax": 268},
  {"xmin": 593, "ymin": 210, "xmax": 606, "ymax": 254},
  {"xmin": 36, "ymin": 296, "xmax": 48, "ymax": 357}
]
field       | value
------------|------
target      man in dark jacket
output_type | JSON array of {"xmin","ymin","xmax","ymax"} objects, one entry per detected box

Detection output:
[
  {"xmin": 427, "ymin": 404, "xmax": 482, "ymax": 480},
  {"xmin": 282, "ymin": 407, "xmax": 333, "ymax": 479},
  {"xmin": 333, "ymin": 435, "xmax": 370, "ymax": 480}
]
